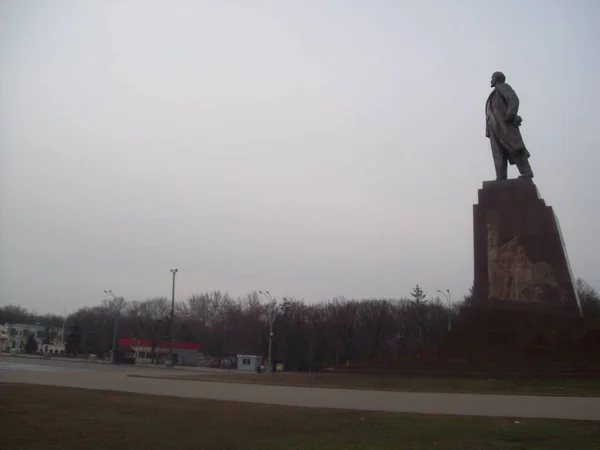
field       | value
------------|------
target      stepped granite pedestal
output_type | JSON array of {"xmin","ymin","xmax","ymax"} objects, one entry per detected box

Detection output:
[
  {"xmin": 443, "ymin": 179, "xmax": 600, "ymax": 374},
  {"xmin": 337, "ymin": 179, "xmax": 600, "ymax": 376},
  {"xmin": 472, "ymin": 178, "xmax": 581, "ymax": 315}
]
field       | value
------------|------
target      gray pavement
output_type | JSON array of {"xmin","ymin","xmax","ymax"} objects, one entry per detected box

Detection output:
[
  {"xmin": 2, "ymin": 356, "xmax": 600, "ymax": 421},
  {"xmin": 0, "ymin": 360, "xmax": 90, "ymax": 372},
  {"xmin": 0, "ymin": 354, "xmax": 229, "ymax": 374}
]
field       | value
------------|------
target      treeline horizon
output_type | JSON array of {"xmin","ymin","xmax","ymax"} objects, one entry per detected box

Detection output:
[{"xmin": 2, "ymin": 279, "xmax": 599, "ymax": 371}]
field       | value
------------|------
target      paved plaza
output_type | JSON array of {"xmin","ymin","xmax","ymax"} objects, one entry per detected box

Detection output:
[{"xmin": 2, "ymin": 356, "xmax": 600, "ymax": 421}]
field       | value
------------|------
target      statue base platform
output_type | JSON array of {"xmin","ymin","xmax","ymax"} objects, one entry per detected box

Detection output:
[
  {"xmin": 473, "ymin": 178, "xmax": 582, "ymax": 314},
  {"xmin": 337, "ymin": 179, "xmax": 599, "ymax": 376},
  {"xmin": 330, "ymin": 179, "xmax": 599, "ymax": 376},
  {"xmin": 437, "ymin": 307, "xmax": 600, "ymax": 374},
  {"xmin": 438, "ymin": 178, "xmax": 596, "ymax": 374},
  {"xmin": 331, "ymin": 309, "xmax": 600, "ymax": 377}
]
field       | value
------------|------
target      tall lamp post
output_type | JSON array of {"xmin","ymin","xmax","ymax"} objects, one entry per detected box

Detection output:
[
  {"xmin": 437, "ymin": 289, "xmax": 453, "ymax": 332},
  {"xmin": 168, "ymin": 269, "xmax": 178, "ymax": 365},
  {"xmin": 60, "ymin": 301, "xmax": 67, "ymax": 347},
  {"xmin": 258, "ymin": 290, "xmax": 276, "ymax": 371},
  {"xmin": 104, "ymin": 290, "xmax": 119, "ymax": 364}
]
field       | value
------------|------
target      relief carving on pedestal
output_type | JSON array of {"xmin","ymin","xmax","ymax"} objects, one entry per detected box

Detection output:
[{"xmin": 487, "ymin": 223, "xmax": 566, "ymax": 303}]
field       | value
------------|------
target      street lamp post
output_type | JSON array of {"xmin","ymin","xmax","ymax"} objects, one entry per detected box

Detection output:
[
  {"xmin": 437, "ymin": 289, "xmax": 453, "ymax": 332},
  {"xmin": 258, "ymin": 290, "xmax": 275, "ymax": 372},
  {"xmin": 104, "ymin": 290, "xmax": 118, "ymax": 364},
  {"xmin": 168, "ymin": 269, "xmax": 178, "ymax": 365},
  {"xmin": 60, "ymin": 301, "xmax": 67, "ymax": 347}
]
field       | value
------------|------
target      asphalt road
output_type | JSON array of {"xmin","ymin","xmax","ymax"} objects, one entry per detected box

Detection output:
[
  {"xmin": 2, "ymin": 356, "xmax": 600, "ymax": 421},
  {"xmin": 0, "ymin": 355, "xmax": 225, "ymax": 374}
]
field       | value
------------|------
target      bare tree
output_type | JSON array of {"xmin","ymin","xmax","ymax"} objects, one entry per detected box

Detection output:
[
  {"xmin": 577, "ymin": 278, "xmax": 600, "ymax": 318},
  {"xmin": 103, "ymin": 296, "xmax": 128, "ymax": 317},
  {"xmin": 128, "ymin": 297, "xmax": 169, "ymax": 362},
  {"xmin": 6, "ymin": 280, "xmax": 483, "ymax": 369}
]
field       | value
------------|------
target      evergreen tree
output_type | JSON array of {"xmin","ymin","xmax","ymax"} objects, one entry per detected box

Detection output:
[
  {"xmin": 66, "ymin": 321, "xmax": 82, "ymax": 356},
  {"xmin": 25, "ymin": 334, "xmax": 38, "ymax": 353},
  {"xmin": 43, "ymin": 327, "xmax": 51, "ymax": 345}
]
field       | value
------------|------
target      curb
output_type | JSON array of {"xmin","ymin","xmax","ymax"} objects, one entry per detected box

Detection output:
[{"xmin": 123, "ymin": 374, "xmax": 600, "ymax": 398}]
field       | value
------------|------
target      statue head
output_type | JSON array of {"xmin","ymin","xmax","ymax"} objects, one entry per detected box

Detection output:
[{"xmin": 490, "ymin": 71, "xmax": 506, "ymax": 87}]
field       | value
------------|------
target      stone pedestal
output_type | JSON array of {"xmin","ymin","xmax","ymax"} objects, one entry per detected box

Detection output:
[
  {"xmin": 437, "ymin": 179, "xmax": 599, "ymax": 374},
  {"xmin": 341, "ymin": 179, "xmax": 599, "ymax": 376},
  {"xmin": 472, "ymin": 179, "xmax": 582, "ymax": 316},
  {"xmin": 448, "ymin": 306, "xmax": 600, "ymax": 373}
]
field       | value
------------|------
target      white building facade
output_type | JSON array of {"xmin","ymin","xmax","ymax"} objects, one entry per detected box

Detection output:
[
  {"xmin": 0, "ymin": 323, "xmax": 65, "ymax": 353},
  {"xmin": 236, "ymin": 354, "xmax": 263, "ymax": 372}
]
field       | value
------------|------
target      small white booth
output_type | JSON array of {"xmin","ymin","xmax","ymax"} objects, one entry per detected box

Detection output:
[{"xmin": 237, "ymin": 354, "xmax": 263, "ymax": 372}]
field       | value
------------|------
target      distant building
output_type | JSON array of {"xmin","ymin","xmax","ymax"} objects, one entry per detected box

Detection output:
[
  {"xmin": 0, "ymin": 323, "xmax": 64, "ymax": 353},
  {"xmin": 237, "ymin": 354, "xmax": 263, "ymax": 372},
  {"xmin": 118, "ymin": 338, "xmax": 199, "ymax": 366},
  {"xmin": 114, "ymin": 345, "xmax": 136, "ymax": 365},
  {"xmin": 40, "ymin": 343, "xmax": 66, "ymax": 354}
]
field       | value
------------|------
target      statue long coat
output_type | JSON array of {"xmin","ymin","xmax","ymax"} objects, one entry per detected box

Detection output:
[{"xmin": 485, "ymin": 82, "xmax": 530, "ymax": 162}]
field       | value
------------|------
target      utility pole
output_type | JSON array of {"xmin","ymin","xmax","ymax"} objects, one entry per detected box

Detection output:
[
  {"xmin": 60, "ymin": 301, "xmax": 67, "ymax": 346},
  {"xmin": 258, "ymin": 290, "xmax": 275, "ymax": 372},
  {"xmin": 437, "ymin": 289, "xmax": 453, "ymax": 332},
  {"xmin": 168, "ymin": 269, "xmax": 178, "ymax": 365},
  {"xmin": 104, "ymin": 290, "xmax": 118, "ymax": 364}
]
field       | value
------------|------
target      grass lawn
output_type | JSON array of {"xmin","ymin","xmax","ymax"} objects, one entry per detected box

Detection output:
[
  {"xmin": 130, "ymin": 371, "xmax": 600, "ymax": 397},
  {"xmin": 1, "ymin": 383, "xmax": 599, "ymax": 450}
]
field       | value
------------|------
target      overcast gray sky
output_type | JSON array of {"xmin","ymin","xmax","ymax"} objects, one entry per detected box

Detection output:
[{"xmin": 1, "ymin": 0, "xmax": 599, "ymax": 314}]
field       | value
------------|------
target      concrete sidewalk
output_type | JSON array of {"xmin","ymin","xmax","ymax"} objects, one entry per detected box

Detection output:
[
  {"xmin": 0, "ymin": 353, "xmax": 231, "ymax": 374},
  {"xmin": 1, "ymin": 353, "xmax": 108, "ymax": 364},
  {"xmin": 2, "ymin": 368, "xmax": 600, "ymax": 421}
]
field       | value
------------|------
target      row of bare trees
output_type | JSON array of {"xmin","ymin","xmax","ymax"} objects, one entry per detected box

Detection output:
[{"xmin": 2, "ymin": 279, "xmax": 599, "ymax": 371}]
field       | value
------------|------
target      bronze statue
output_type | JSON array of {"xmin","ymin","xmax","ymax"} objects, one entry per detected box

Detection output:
[{"xmin": 485, "ymin": 72, "xmax": 533, "ymax": 180}]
